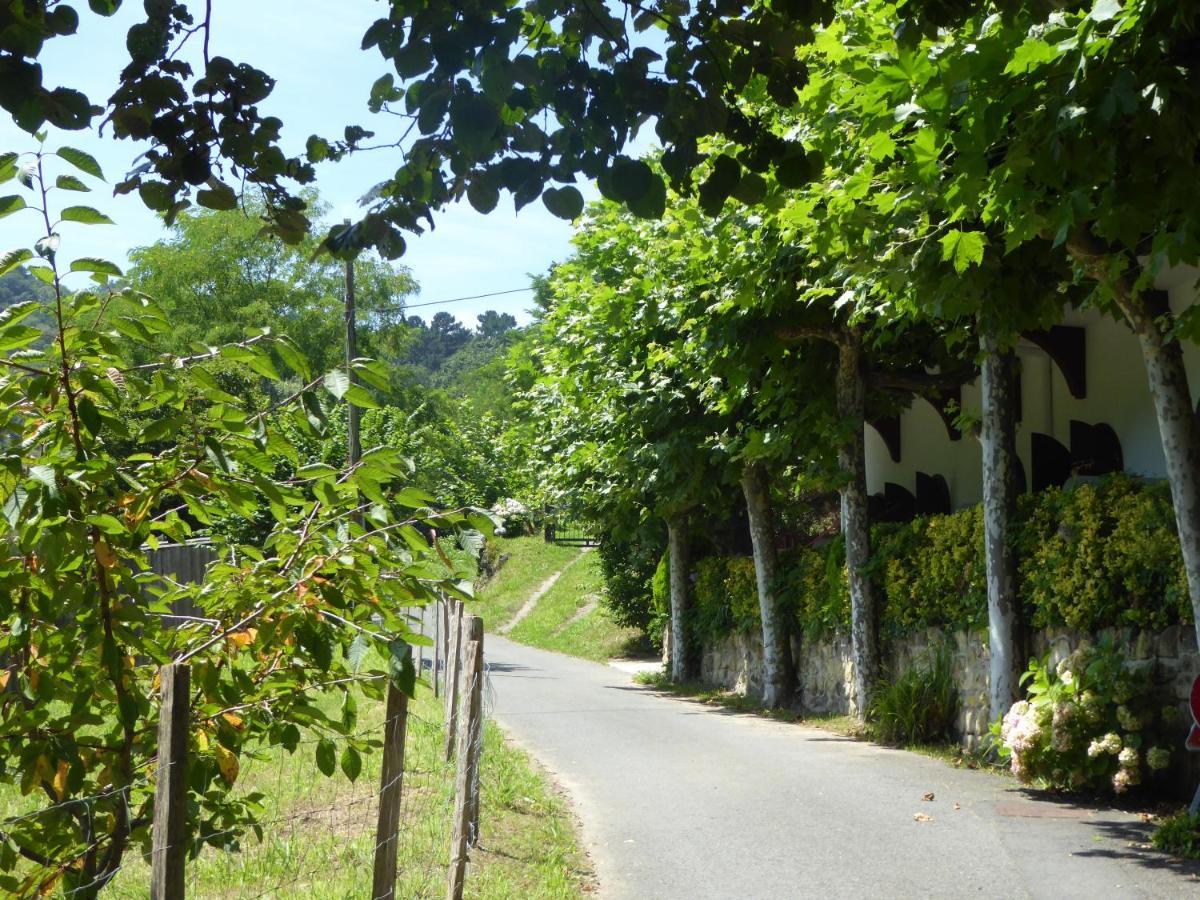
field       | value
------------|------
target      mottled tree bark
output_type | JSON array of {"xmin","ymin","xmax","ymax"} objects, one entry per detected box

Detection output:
[
  {"xmin": 741, "ymin": 462, "xmax": 795, "ymax": 707},
  {"xmin": 836, "ymin": 329, "xmax": 878, "ymax": 718},
  {"xmin": 1068, "ymin": 232, "xmax": 1200, "ymax": 653},
  {"xmin": 667, "ymin": 514, "xmax": 693, "ymax": 682},
  {"xmin": 979, "ymin": 333, "xmax": 1022, "ymax": 723}
]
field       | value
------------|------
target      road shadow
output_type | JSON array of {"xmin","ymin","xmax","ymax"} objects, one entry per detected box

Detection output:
[{"xmin": 1073, "ymin": 817, "xmax": 1200, "ymax": 880}]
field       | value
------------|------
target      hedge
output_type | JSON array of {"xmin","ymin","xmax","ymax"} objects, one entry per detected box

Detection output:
[{"xmin": 689, "ymin": 474, "xmax": 1189, "ymax": 645}]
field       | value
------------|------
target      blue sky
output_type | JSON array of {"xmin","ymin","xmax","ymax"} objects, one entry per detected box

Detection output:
[{"xmin": 0, "ymin": 1, "xmax": 647, "ymax": 327}]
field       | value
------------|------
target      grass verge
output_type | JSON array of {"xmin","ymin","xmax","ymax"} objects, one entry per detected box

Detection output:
[{"xmin": 3, "ymin": 684, "xmax": 590, "ymax": 898}]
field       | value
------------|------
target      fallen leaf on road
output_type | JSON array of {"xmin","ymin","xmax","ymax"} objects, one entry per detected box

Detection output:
[
  {"xmin": 913, "ymin": 813, "xmax": 933, "ymax": 822},
  {"xmin": 953, "ymin": 802, "xmax": 961, "ymax": 811},
  {"xmin": 922, "ymin": 792, "xmax": 935, "ymax": 802}
]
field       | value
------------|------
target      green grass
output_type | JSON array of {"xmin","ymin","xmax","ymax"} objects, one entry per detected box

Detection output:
[
  {"xmin": 469, "ymin": 536, "xmax": 583, "ymax": 631},
  {"xmin": 507, "ymin": 550, "xmax": 647, "ymax": 661},
  {"xmin": 4, "ymin": 685, "xmax": 590, "ymax": 899}
]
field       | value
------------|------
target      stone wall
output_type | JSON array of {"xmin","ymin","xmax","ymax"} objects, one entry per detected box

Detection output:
[{"xmin": 699, "ymin": 623, "xmax": 1200, "ymax": 749}]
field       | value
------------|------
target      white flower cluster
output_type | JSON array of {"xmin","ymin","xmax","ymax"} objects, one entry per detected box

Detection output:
[
  {"xmin": 1087, "ymin": 732, "xmax": 1122, "ymax": 758},
  {"xmin": 1116, "ymin": 705, "xmax": 1142, "ymax": 732},
  {"xmin": 490, "ymin": 498, "xmax": 530, "ymax": 536}
]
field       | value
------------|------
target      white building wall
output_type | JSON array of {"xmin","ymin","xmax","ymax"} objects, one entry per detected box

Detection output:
[{"xmin": 866, "ymin": 274, "xmax": 1200, "ymax": 510}]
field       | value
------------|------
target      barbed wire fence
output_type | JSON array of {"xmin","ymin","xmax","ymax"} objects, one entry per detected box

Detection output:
[{"xmin": 1, "ymin": 596, "xmax": 493, "ymax": 900}]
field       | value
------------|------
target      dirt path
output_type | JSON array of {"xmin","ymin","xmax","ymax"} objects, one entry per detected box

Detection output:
[{"xmin": 498, "ymin": 547, "xmax": 591, "ymax": 635}]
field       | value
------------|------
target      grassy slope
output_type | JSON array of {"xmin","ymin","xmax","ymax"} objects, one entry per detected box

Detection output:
[
  {"xmin": 469, "ymin": 536, "xmax": 582, "ymax": 631},
  {"xmin": 4, "ymin": 684, "xmax": 589, "ymax": 899},
  {"xmin": 507, "ymin": 550, "xmax": 646, "ymax": 662}
]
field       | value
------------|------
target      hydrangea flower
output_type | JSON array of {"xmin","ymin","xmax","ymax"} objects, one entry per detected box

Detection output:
[
  {"xmin": 1118, "ymin": 747, "xmax": 1139, "ymax": 769},
  {"xmin": 1112, "ymin": 768, "xmax": 1134, "ymax": 794},
  {"xmin": 1087, "ymin": 733, "xmax": 1121, "ymax": 757},
  {"xmin": 1116, "ymin": 705, "xmax": 1142, "ymax": 732},
  {"xmin": 1147, "ymin": 747, "xmax": 1171, "ymax": 771},
  {"xmin": 1001, "ymin": 701, "xmax": 1030, "ymax": 742}
]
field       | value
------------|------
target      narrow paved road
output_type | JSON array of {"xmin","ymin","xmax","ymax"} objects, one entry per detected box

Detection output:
[{"xmin": 485, "ymin": 636, "xmax": 1200, "ymax": 899}]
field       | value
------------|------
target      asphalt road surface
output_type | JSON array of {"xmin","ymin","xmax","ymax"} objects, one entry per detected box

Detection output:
[{"xmin": 484, "ymin": 635, "xmax": 1200, "ymax": 899}]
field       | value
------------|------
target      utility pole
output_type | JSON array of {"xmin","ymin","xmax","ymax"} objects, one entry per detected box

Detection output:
[{"xmin": 344, "ymin": 220, "xmax": 361, "ymax": 470}]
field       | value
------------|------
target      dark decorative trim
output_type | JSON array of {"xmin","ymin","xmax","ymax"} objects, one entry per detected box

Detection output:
[
  {"xmin": 1024, "ymin": 325, "xmax": 1087, "ymax": 399},
  {"xmin": 915, "ymin": 472, "xmax": 952, "ymax": 515},
  {"xmin": 1031, "ymin": 432, "xmax": 1072, "ymax": 492},
  {"xmin": 1069, "ymin": 419, "xmax": 1124, "ymax": 476},
  {"xmin": 920, "ymin": 386, "xmax": 962, "ymax": 442},
  {"xmin": 868, "ymin": 416, "xmax": 902, "ymax": 463}
]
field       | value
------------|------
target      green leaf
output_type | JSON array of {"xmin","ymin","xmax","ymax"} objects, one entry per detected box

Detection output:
[
  {"xmin": 1005, "ymin": 39, "xmax": 1059, "ymax": 75},
  {"xmin": 340, "ymin": 746, "xmax": 363, "ymax": 782},
  {"xmin": 387, "ymin": 640, "xmax": 416, "ymax": 696},
  {"xmin": 86, "ymin": 514, "xmax": 128, "ymax": 536},
  {"xmin": 56, "ymin": 147, "xmax": 105, "ymax": 181},
  {"xmin": 344, "ymin": 383, "xmax": 381, "ymax": 409},
  {"xmin": 0, "ymin": 152, "xmax": 17, "ymax": 182},
  {"xmin": 29, "ymin": 465, "xmax": 58, "ymax": 498},
  {"xmin": 60, "ymin": 206, "xmax": 114, "ymax": 225},
  {"xmin": 70, "ymin": 257, "xmax": 123, "ymax": 277},
  {"xmin": 1089, "ymin": 0, "xmax": 1122, "ymax": 22},
  {"xmin": 323, "ymin": 369, "xmax": 350, "ymax": 399},
  {"xmin": 315, "ymin": 737, "xmax": 336, "ymax": 777},
  {"xmin": 0, "ymin": 299, "xmax": 41, "ymax": 328},
  {"xmin": 275, "ymin": 336, "xmax": 311, "ymax": 381},
  {"xmin": 449, "ymin": 93, "xmax": 501, "ymax": 155},
  {"xmin": 78, "ymin": 396, "xmax": 103, "ymax": 436},
  {"xmin": 467, "ymin": 177, "xmax": 500, "ymax": 214},
  {"xmin": 0, "ymin": 195, "xmax": 27, "ymax": 219},
  {"xmin": 542, "ymin": 186, "xmax": 584, "ymax": 221},
  {"xmin": 350, "ymin": 359, "xmax": 390, "ymax": 391},
  {"xmin": 939, "ymin": 230, "xmax": 986, "ymax": 274},
  {"xmin": 0, "ymin": 325, "xmax": 44, "ymax": 352},
  {"xmin": 347, "ymin": 633, "xmax": 372, "ymax": 672},
  {"xmin": 197, "ymin": 183, "xmax": 238, "ymax": 211},
  {"xmin": 55, "ymin": 174, "xmax": 90, "ymax": 192},
  {"xmin": 0, "ymin": 248, "xmax": 32, "ymax": 277}
]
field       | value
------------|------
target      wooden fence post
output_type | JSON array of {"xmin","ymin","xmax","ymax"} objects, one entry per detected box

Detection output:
[
  {"xmin": 371, "ymin": 673, "xmax": 411, "ymax": 900},
  {"xmin": 447, "ymin": 616, "xmax": 483, "ymax": 900},
  {"xmin": 443, "ymin": 600, "xmax": 463, "ymax": 761},
  {"xmin": 432, "ymin": 597, "xmax": 441, "ymax": 700},
  {"xmin": 464, "ymin": 627, "xmax": 484, "ymax": 848},
  {"xmin": 151, "ymin": 663, "xmax": 190, "ymax": 900}
]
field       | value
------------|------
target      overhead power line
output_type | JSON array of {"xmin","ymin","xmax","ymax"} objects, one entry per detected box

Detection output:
[{"xmin": 381, "ymin": 286, "xmax": 535, "ymax": 314}]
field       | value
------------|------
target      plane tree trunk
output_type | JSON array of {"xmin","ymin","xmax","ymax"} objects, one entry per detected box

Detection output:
[{"xmin": 741, "ymin": 462, "xmax": 795, "ymax": 708}]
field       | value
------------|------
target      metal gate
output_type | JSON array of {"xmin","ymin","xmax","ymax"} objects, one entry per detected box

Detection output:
[{"xmin": 543, "ymin": 510, "xmax": 599, "ymax": 547}]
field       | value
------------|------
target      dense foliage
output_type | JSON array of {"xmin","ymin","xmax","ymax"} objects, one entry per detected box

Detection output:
[
  {"xmin": 685, "ymin": 475, "xmax": 1188, "ymax": 646},
  {"xmin": 0, "ymin": 144, "xmax": 499, "ymax": 897}
]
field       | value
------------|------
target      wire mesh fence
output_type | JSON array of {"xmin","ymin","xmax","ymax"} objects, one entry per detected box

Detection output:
[{"xmin": 1, "ymin": 600, "xmax": 492, "ymax": 900}]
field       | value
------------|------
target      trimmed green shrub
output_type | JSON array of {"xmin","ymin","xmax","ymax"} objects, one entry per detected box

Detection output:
[
  {"xmin": 778, "ymin": 538, "xmax": 849, "ymax": 639},
  {"xmin": 873, "ymin": 506, "xmax": 987, "ymax": 636},
  {"xmin": 650, "ymin": 549, "xmax": 671, "ymax": 640},
  {"xmin": 869, "ymin": 648, "xmax": 959, "ymax": 745},
  {"xmin": 693, "ymin": 556, "xmax": 759, "ymax": 641},
  {"xmin": 1015, "ymin": 475, "xmax": 1188, "ymax": 631},
  {"xmin": 688, "ymin": 473, "xmax": 1190, "ymax": 647}
]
